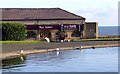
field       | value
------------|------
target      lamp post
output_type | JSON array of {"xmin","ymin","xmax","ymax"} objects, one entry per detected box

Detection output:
[
  {"xmin": 61, "ymin": 24, "xmax": 64, "ymax": 31},
  {"xmin": 35, "ymin": 20, "xmax": 40, "ymax": 40},
  {"xmin": 78, "ymin": 23, "xmax": 80, "ymax": 32}
]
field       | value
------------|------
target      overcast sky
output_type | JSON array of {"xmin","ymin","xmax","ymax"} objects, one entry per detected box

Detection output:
[{"xmin": 0, "ymin": 0, "xmax": 119, "ymax": 26}]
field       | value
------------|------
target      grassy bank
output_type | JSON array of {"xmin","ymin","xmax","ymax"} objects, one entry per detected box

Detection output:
[
  {"xmin": 1, "ymin": 38, "xmax": 120, "ymax": 44},
  {"xmin": 1, "ymin": 41, "xmax": 48, "ymax": 44},
  {"xmin": 74, "ymin": 38, "xmax": 120, "ymax": 41}
]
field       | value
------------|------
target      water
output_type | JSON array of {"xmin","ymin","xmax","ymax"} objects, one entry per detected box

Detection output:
[
  {"xmin": 98, "ymin": 26, "xmax": 119, "ymax": 36},
  {"xmin": 2, "ymin": 47, "xmax": 118, "ymax": 72}
]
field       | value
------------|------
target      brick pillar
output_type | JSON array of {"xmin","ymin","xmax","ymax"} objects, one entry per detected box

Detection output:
[
  {"xmin": 50, "ymin": 30, "xmax": 58, "ymax": 40},
  {"xmin": 66, "ymin": 32, "xmax": 72, "ymax": 38},
  {"xmin": 36, "ymin": 30, "xmax": 40, "ymax": 40},
  {"xmin": 65, "ymin": 30, "xmax": 74, "ymax": 39},
  {"xmin": 82, "ymin": 24, "xmax": 86, "ymax": 39}
]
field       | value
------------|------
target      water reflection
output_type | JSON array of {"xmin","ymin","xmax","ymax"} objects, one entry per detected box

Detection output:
[
  {"xmin": 56, "ymin": 51, "xmax": 60, "ymax": 56},
  {"xmin": 80, "ymin": 49, "xmax": 84, "ymax": 52},
  {"xmin": 2, "ymin": 56, "xmax": 26, "ymax": 69}
]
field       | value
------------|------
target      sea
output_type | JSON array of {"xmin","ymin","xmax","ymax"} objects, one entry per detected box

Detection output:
[{"xmin": 98, "ymin": 26, "xmax": 119, "ymax": 36}]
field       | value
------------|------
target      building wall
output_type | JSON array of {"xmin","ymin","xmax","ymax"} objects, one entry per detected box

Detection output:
[
  {"xmin": 37, "ymin": 20, "xmax": 85, "ymax": 24},
  {"xmin": 83, "ymin": 22, "xmax": 98, "ymax": 39},
  {"xmin": 1, "ymin": 20, "xmax": 98, "ymax": 40}
]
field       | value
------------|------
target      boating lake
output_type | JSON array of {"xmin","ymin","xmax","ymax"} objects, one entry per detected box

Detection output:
[{"xmin": 2, "ymin": 47, "xmax": 118, "ymax": 72}]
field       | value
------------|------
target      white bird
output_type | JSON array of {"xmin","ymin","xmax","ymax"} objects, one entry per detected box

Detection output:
[
  {"xmin": 80, "ymin": 46, "xmax": 83, "ymax": 49},
  {"xmin": 80, "ymin": 46, "xmax": 84, "ymax": 52},
  {"xmin": 20, "ymin": 50, "xmax": 24, "ymax": 53},
  {"xmin": 56, "ymin": 48, "xmax": 60, "ymax": 51},
  {"xmin": 17, "ymin": 50, "xmax": 24, "ymax": 54}
]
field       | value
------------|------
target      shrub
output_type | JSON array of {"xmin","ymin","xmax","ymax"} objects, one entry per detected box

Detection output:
[{"xmin": 2, "ymin": 22, "xmax": 26, "ymax": 41}]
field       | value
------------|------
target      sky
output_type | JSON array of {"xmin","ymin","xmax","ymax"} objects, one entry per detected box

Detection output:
[{"xmin": 0, "ymin": 0, "xmax": 119, "ymax": 26}]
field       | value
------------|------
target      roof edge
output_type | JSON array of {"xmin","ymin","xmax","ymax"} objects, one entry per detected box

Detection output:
[
  {"xmin": 58, "ymin": 8, "xmax": 86, "ymax": 20},
  {"xmin": 1, "ymin": 18, "xmax": 85, "ymax": 21}
]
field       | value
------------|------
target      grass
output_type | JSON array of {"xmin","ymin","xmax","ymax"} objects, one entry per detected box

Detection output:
[
  {"xmin": 74, "ymin": 38, "xmax": 120, "ymax": 41},
  {"xmin": 1, "ymin": 38, "xmax": 120, "ymax": 44},
  {"xmin": 1, "ymin": 41, "xmax": 48, "ymax": 44}
]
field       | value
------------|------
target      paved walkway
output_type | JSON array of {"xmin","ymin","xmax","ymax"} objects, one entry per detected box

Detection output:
[{"xmin": 2, "ymin": 41, "xmax": 119, "ymax": 53}]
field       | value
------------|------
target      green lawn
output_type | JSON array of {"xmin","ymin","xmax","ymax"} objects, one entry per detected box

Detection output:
[
  {"xmin": 74, "ymin": 38, "xmax": 120, "ymax": 41},
  {"xmin": 1, "ymin": 41, "xmax": 48, "ymax": 44},
  {"xmin": 1, "ymin": 38, "xmax": 120, "ymax": 44}
]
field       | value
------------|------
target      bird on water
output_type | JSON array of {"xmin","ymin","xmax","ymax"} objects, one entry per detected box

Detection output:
[
  {"xmin": 56, "ymin": 48, "xmax": 60, "ymax": 51},
  {"xmin": 91, "ymin": 46, "xmax": 95, "ymax": 49},
  {"xmin": 75, "ymin": 46, "xmax": 83, "ymax": 49}
]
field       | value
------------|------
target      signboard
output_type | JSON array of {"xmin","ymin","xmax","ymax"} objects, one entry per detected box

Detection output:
[
  {"xmin": 38, "ymin": 25, "xmax": 57, "ymax": 30},
  {"xmin": 26, "ymin": 24, "xmax": 82, "ymax": 30},
  {"xmin": 26, "ymin": 25, "xmax": 39, "ymax": 30},
  {"xmin": 63, "ymin": 24, "xmax": 78, "ymax": 29}
]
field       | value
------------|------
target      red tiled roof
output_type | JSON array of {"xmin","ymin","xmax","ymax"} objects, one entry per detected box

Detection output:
[{"xmin": 1, "ymin": 8, "xmax": 85, "ymax": 21}]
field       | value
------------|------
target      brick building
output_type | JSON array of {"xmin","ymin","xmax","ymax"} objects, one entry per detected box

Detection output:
[{"xmin": 1, "ymin": 8, "xmax": 98, "ymax": 41}]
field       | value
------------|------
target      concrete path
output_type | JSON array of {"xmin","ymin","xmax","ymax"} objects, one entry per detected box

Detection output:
[{"xmin": 2, "ymin": 41, "xmax": 119, "ymax": 53}]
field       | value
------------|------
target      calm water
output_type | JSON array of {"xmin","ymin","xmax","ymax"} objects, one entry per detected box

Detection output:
[
  {"xmin": 2, "ymin": 47, "xmax": 118, "ymax": 72},
  {"xmin": 98, "ymin": 26, "xmax": 119, "ymax": 36}
]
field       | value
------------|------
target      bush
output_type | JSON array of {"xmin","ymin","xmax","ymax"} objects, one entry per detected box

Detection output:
[
  {"xmin": 0, "ymin": 24, "xmax": 2, "ymax": 41},
  {"xmin": 2, "ymin": 22, "xmax": 26, "ymax": 41}
]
